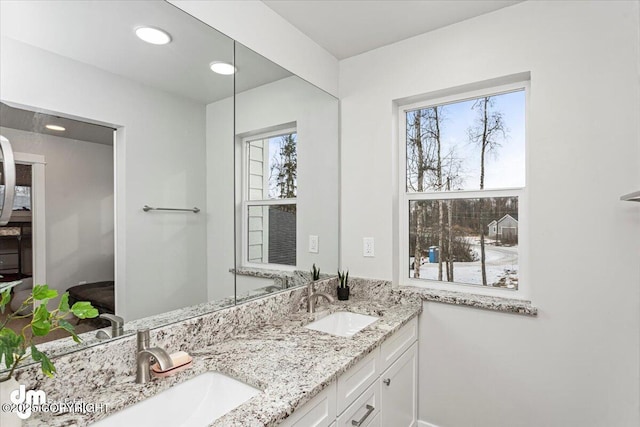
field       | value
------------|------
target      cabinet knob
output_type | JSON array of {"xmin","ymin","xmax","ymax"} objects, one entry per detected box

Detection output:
[{"xmin": 383, "ymin": 378, "xmax": 391, "ymax": 386}]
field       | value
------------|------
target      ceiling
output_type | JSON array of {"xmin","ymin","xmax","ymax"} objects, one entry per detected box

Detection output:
[
  {"xmin": 0, "ymin": 103, "xmax": 115, "ymax": 146},
  {"xmin": 263, "ymin": 0, "xmax": 524, "ymax": 59},
  {"xmin": 0, "ymin": 1, "xmax": 291, "ymax": 105}
]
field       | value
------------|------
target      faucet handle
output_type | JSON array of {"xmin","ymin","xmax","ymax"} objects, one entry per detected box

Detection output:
[
  {"xmin": 100, "ymin": 313, "xmax": 124, "ymax": 337},
  {"xmin": 137, "ymin": 328, "xmax": 150, "ymax": 352}
]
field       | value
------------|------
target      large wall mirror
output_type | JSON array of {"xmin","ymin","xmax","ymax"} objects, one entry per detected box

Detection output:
[{"xmin": 0, "ymin": 0, "xmax": 338, "ymax": 361}]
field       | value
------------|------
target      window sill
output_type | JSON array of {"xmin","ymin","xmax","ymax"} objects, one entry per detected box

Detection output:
[{"xmin": 397, "ymin": 285, "xmax": 537, "ymax": 316}]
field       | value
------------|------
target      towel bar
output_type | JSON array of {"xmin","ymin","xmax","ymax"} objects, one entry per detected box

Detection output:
[{"xmin": 142, "ymin": 205, "xmax": 200, "ymax": 213}]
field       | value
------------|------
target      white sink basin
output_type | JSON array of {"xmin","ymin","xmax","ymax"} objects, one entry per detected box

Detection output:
[
  {"xmin": 305, "ymin": 312, "xmax": 378, "ymax": 337},
  {"xmin": 93, "ymin": 372, "xmax": 260, "ymax": 427}
]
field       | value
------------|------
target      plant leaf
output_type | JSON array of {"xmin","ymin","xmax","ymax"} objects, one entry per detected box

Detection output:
[
  {"xmin": 30, "ymin": 344, "xmax": 56, "ymax": 378},
  {"xmin": 58, "ymin": 292, "xmax": 70, "ymax": 313},
  {"xmin": 31, "ymin": 304, "xmax": 52, "ymax": 336},
  {"xmin": 32, "ymin": 284, "xmax": 58, "ymax": 301},
  {"xmin": 0, "ymin": 328, "xmax": 23, "ymax": 370},
  {"xmin": 71, "ymin": 301, "xmax": 99, "ymax": 319},
  {"xmin": 0, "ymin": 289, "xmax": 10, "ymax": 313},
  {"xmin": 58, "ymin": 319, "xmax": 80, "ymax": 343}
]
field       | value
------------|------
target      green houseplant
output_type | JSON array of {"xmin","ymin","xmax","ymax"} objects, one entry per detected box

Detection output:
[
  {"xmin": 0, "ymin": 281, "xmax": 99, "ymax": 382},
  {"xmin": 337, "ymin": 269, "xmax": 349, "ymax": 301}
]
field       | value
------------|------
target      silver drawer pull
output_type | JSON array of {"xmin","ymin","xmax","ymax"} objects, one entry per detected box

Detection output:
[
  {"xmin": 383, "ymin": 378, "xmax": 391, "ymax": 386},
  {"xmin": 351, "ymin": 404, "xmax": 375, "ymax": 426}
]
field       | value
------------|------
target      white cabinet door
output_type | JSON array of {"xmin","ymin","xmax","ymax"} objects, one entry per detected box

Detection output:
[
  {"xmin": 280, "ymin": 382, "xmax": 337, "ymax": 427},
  {"xmin": 380, "ymin": 342, "xmax": 417, "ymax": 427},
  {"xmin": 337, "ymin": 349, "xmax": 379, "ymax": 414}
]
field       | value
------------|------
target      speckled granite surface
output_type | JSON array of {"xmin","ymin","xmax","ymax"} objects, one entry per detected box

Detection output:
[
  {"xmin": 14, "ymin": 278, "xmax": 421, "ymax": 426},
  {"xmin": 398, "ymin": 285, "xmax": 537, "ymax": 316},
  {"xmin": 17, "ymin": 271, "xmax": 333, "ymax": 364},
  {"xmin": 23, "ymin": 295, "xmax": 238, "ymax": 361}
]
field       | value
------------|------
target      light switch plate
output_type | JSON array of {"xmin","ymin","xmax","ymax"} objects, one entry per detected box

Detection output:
[
  {"xmin": 309, "ymin": 235, "xmax": 319, "ymax": 253},
  {"xmin": 363, "ymin": 237, "xmax": 374, "ymax": 257}
]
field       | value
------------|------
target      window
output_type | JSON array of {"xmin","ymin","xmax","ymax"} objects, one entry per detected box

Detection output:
[
  {"xmin": 401, "ymin": 83, "xmax": 526, "ymax": 290},
  {"xmin": 0, "ymin": 185, "xmax": 31, "ymax": 211},
  {"xmin": 0, "ymin": 163, "xmax": 32, "ymax": 211},
  {"xmin": 242, "ymin": 129, "xmax": 297, "ymax": 267}
]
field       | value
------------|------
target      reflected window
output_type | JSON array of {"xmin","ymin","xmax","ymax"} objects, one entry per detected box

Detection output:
[
  {"xmin": 0, "ymin": 185, "xmax": 31, "ymax": 210},
  {"xmin": 243, "ymin": 130, "xmax": 297, "ymax": 266},
  {"xmin": 0, "ymin": 163, "xmax": 32, "ymax": 211}
]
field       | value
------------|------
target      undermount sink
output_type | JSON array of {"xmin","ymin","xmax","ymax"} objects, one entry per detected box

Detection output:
[
  {"xmin": 93, "ymin": 372, "xmax": 261, "ymax": 427},
  {"xmin": 305, "ymin": 312, "xmax": 378, "ymax": 337}
]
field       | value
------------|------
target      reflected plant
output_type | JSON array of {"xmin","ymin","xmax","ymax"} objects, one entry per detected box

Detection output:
[
  {"xmin": 311, "ymin": 264, "xmax": 321, "ymax": 281},
  {"xmin": 0, "ymin": 282, "xmax": 98, "ymax": 382}
]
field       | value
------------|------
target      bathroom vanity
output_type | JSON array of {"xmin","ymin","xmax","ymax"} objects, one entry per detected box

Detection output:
[
  {"xmin": 281, "ymin": 317, "xmax": 418, "ymax": 427},
  {"xmin": 15, "ymin": 278, "xmax": 421, "ymax": 426}
]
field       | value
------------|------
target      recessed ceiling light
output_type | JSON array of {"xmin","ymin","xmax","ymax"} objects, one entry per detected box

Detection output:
[
  {"xmin": 45, "ymin": 124, "xmax": 65, "ymax": 131},
  {"xmin": 135, "ymin": 27, "xmax": 172, "ymax": 45},
  {"xmin": 209, "ymin": 61, "xmax": 237, "ymax": 75}
]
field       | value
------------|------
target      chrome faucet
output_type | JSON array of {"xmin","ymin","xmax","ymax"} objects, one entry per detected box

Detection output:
[
  {"xmin": 98, "ymin": 313, "xmax": 124, "ymax": 338},
  {"xmin": 303, "ymin": 281, "xmax": 335, "ymax": 314},
  {"xmin": 135, "ymin": 329, "xmax": 173, "ymax": 384}
]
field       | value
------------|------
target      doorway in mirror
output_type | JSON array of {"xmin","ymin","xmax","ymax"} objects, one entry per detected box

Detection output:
[{"xmin": 0, "ymin": 102, "xmax": 115, "ymax": 343}]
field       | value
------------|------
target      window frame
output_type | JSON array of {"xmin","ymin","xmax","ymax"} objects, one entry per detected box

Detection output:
[
  {"xmin": 240, "ymin": 127, "xmax": 298, "ymax": 270},
  {"xmin": 398, "ymin": 81, "xmax": 529, "ymax": 298}
]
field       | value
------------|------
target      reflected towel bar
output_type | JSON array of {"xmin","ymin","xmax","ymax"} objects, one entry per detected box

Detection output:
[
  {"xmin": 143, "ymin": 205, "xmax": 200, "ymax": 213},
  {"xmin": 620, "ymin": 191, "xmax": 640, "ymax": 202}
]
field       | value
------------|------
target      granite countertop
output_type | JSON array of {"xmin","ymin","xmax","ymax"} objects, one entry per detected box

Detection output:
[
  {"xmin": 202, "ymin": 298, "xmax": 420, "ymax": 426},
  {"xmin": 28, "ymin": 289, "xmax": 421, "ymax": 426},
  {"xmin": 398, "ymin": 285, "xmax": 537, "ymax": 316}
]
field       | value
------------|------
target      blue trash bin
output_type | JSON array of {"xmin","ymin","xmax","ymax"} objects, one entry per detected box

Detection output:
[{"xmin": 428, "ymin": 246, "xmax": 439, "ymax": 263}]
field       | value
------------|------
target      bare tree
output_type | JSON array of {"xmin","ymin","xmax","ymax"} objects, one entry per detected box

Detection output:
[
  {"xmin": 446, "ymin": 178, "xmax": 453, "ymax": 281},
  {"xmin": 441, "ymin": 150, "xmax": 463, "ymax": 282},
  {"xmin": 422, "ymin": 107, "xmax": 445, "ymax": 280},
  {"xmin": 407, "ymin": 106, "xmax": 466, "ymax": 281},
  {"xmin": 406, "ymin": 110, "xmax": 427, "ymax": 278},
  {"xmin": 468, "ymin": 97, "xmax": 506, "ymax": 285}
]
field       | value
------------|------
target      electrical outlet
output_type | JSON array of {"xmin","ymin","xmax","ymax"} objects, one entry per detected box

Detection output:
[
  {"xmin": 309, "ymin": 235, "xmax": 319, "ymax": 253},
  {"xmin": 363, "ymin": 237, "xmax": 374, "ymax": 257}
]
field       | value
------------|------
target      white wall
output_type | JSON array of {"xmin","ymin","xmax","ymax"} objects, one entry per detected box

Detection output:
[
  {"xmin": 0, "ymin": 127, "xmax": 114, "ymax": 294},
  {"xmin": 339, "ymin": 1, "xmax": 640, "ymax": 426},
  {"xmin": 205, "ymin": 97, "xmax": 235, "ymax": 301},
  {"xmin": 1, "ymin": 38, "xmax": 208, "ymax": 321},
  {"xmin": 169, "ymin": 0, "xmax": 339, "ymax": 97},
  {"xmin": 206, "ymin": 76, "xmax": 339, "ymax": 299}
]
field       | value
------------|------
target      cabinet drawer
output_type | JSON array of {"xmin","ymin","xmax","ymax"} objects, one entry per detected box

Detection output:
[
  {"xmin": 280, "ymin": 381, "xmax": 336, "ymax": 427},
  {"xmin": 336, "ymin": 349, "xmax": 379, "ymax": 414},
  {"xmin": 380, "ymin": 317, "xmax": 417, "ymax": 371},
  {"xmin": 336, "ymin": 381, "xmax": 380, "ymax": 427}
]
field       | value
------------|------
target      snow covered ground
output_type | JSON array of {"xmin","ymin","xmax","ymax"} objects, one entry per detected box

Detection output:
[{"xmin": 410, "ymin": 238, "xmax": 518, "ymax": 288}]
